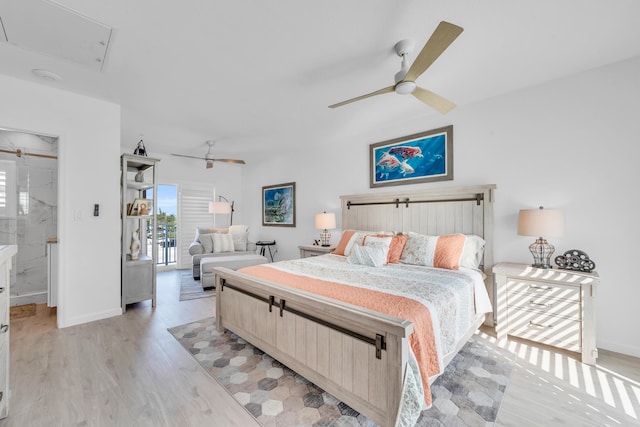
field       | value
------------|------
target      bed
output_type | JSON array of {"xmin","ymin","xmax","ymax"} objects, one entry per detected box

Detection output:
[{"xmin": 214, "ymin": 184, "xmax": 496, "ymax": 427}]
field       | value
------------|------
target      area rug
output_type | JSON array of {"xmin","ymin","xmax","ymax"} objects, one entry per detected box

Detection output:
[
  {"xmin": 179, "ymin": 270, "xmax": 215, "ymax": 301},
  {"xmin": 168, "ymin": 317, "xmax": 515, "ymax": 427}
]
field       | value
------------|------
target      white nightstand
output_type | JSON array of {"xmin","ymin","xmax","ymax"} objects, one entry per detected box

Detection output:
[
  {"xmin": 493, "ymin": 262, "xmax": 600, "ymax": 365},
  {"xmin": 298, "ymin": 244, "xmax": 335, "ymax": 258}
]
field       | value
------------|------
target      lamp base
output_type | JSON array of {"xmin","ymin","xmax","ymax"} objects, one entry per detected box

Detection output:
[
  {"xmin": 529, "ymin": 237, "xmax": 555, "ymax": 269},
  {"xmin": 320, "ymin": 229, "xmax": 331, "ymax": 247}
]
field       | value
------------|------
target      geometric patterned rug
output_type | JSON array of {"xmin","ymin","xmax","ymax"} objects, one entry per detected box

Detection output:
[{"xmin": 168, "ymin": 317, "xmax": 514, "ymax": 427}]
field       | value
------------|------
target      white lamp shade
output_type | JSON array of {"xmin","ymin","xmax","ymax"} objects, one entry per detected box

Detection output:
[
  {"xmin": 315, "ymin": 212, "xmax": 336, "ymax": 230},
  {"xmin": 209, "ymin": 201, "xmax": 232, "ymax": 214},
  {"xmin": 517, "ymin": 208, "xmax": 564, "ymax": 237}
]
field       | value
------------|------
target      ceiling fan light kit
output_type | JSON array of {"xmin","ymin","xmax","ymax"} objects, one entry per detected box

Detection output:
[{"xmin": 328, "ymin": 21, "xmax": 463, "ymax": 114}]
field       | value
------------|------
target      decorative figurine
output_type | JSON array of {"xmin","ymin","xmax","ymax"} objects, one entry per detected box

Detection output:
[
  {"xmin": 130, "ymin": 229, "xmax": 141, "ymax": 260},
  {"xmin": 555, "ymin": 249, "xmax": 595, "ymax": 272}
]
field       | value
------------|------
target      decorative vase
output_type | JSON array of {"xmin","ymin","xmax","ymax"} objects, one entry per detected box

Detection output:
[{"xmin": 130, "ymin": 229, "xmax": 141, "ymax": 260}]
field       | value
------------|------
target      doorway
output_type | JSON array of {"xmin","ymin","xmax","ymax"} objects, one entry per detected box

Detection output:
[
  {"xmin": 0, "ymin": 129, "xmax": 58, "ymax": 312},
  {"xmin": 155, "ymin": 184, "xmax": 177, "ymax": 270}
]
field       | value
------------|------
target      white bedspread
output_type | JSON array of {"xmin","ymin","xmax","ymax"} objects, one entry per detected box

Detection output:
[{"xmin": 267, "ymin": 254, "xmax": 491, "ymax": 365}]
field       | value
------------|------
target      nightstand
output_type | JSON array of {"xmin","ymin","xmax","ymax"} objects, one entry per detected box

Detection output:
[
  {"xmin": 299, "ymin": 244, "xmax": 335, "ymax": 258},
  {"xmin": 493, "ymin": 262, "xmax": 600, "ymax": 365}
]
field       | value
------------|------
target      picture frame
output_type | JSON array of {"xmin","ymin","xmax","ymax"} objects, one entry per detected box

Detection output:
[
  {"xmin": 262, "ymin": 182, "xmax": 296, "ymax": 227},
  {"xmin": 369, "ymin": 125, "xmax": 453, "ymax": 188},
  {"xmin": 128, "ymin": 198, "xmax": 153, "ymax": 216}
]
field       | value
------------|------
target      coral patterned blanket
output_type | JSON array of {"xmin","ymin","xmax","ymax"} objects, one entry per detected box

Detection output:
[{"xmin": 239, "ymin": 254, "xmax": 491, "ymax": 410}]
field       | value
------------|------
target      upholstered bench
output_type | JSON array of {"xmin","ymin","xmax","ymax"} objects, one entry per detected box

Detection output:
[{"xmin": 200, "ymin": 253, "xmax": 268, "ymax": 289}]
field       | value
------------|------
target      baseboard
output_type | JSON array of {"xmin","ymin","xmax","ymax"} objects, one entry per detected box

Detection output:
[
  {"xmin": 11, "ymin": 292, "xmax": 46, "ymax": 306},
  {"xmin": 58, "ymin": 307, "xmax": 122, "ymax": 328},
  {"xmin": 598, "ymin": 339, "xmax": 640, "ymax": 358}
]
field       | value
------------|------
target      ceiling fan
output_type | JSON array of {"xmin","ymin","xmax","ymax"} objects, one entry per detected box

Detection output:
[
  {"xmin": 171, "ymin": 141, "xmax": 246, "ymax": 169},
  {"xmin": 328, "ymin": 21, "xmax": 463, "ymax": 114}
]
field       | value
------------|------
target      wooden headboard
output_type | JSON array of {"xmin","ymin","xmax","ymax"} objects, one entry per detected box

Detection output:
[{"xmin": 340, "ymin": 184, "xmax": 497, "ymax": 323}]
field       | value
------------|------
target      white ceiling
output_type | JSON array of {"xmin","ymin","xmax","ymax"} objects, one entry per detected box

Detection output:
[{"xmin": 1, "ymin": 0, "xmax": 639, "ymax": 160}]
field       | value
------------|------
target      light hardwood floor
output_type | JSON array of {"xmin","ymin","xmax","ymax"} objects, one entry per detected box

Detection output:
[{"xmin": 0, "ymin": 270, "xmax": 638, "ymax": 426}]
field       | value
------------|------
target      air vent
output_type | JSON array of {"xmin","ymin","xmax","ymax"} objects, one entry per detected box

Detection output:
[{"xmin": 0, "ymin": 0, "xmax": 112, "ymax": 71}]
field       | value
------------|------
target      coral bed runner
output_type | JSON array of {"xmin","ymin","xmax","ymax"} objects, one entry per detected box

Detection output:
[{"xmin": 169, "ymin": 317, "xmax": 514, "ymax": 427}]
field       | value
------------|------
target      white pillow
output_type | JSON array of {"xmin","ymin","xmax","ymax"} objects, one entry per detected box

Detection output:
[
  {"xmin": 213, "ymin": 233, "xmax": 235, "ymax": 253},
  {"xmin": 232, "ymin": 232, "xmax": 249, "ymax": 251},
  {"xmin": 229, "ymin": 224, "xmax": 248, "ymax": 234},
  {"xmin": 362, "ymin": 235, "xmax": 392, "ymax": 262},
  {"xmin": 347, "ymin": 244, "xmax": 387, "ymax": 267},
  {"xmin": 460, "ymin": 235, "xmax": 486, "ymax": 269},
  {"xmin": 199, "ymin": 233, "xmax": 214, "ymax": 253}
]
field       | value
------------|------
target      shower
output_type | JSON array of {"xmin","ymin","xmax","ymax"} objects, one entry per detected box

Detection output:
[{"xmin": 0, "ymin": 129, "xmax": 58, "ymax": 310}]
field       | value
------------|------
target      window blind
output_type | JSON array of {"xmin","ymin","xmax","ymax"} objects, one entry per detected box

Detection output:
[{"xmin": 177, "ymin": 185, "xmax": 213, "ymax": 269}]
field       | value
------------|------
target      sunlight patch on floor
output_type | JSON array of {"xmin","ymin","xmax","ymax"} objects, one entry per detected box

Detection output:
[{"xmin": 477, "ymin": 330, "xmax": 640, "ymax": 422}]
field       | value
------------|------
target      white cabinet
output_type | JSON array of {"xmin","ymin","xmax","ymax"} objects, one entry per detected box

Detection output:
[
  {"xmin": 493, "ymin": 262, "xmax": 599, "ymax": 365},
  {"xmin": 0, "ymin": 245, "xmax": 17, "ymax": 419},
  {"xmin": 121, "ymin": 155, "xmax": 159, "ymax": 312}
]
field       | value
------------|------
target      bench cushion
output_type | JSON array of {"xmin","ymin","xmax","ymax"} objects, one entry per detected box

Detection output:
[{"xmin": 200, "ymin": 254, "xmax": 268, "ymax": 288}]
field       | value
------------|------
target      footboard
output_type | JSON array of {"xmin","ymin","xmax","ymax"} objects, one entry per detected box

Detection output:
[{"xmin": 214, "ymin": 267, "xmax": 414, "ymax": 427}]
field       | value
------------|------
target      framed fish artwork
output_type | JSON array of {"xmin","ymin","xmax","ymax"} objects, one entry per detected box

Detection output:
[{"xmin": 369, "ymin": 125, "xmax": 453, "ymax": 188}]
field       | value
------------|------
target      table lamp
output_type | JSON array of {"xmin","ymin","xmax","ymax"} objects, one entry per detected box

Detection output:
[
  {"xmin": 315, "ymin": 212, "xmax": 336, "ymax": 247},
  {"xmin": 517, "ymin": 206, "xmax": 564, "ymax": 269}
]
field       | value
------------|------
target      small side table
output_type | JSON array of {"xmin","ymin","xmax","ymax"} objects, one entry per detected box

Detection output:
[
  {"xmin": 299, "ymin": 244, "xmax": 335, "ymax": 258},
  {"xmin": 256, "ymin": 240, "xmax": 277, "ymax": 262}
]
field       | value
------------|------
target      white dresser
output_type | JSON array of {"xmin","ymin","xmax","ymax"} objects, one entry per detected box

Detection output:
[
  {"xmin": 493, "ymin": 262, "xmax": 599, "ymax": 365},
  {"xmin": 0, "ymin": 245, "xmax": 17, "ymax": 419}
]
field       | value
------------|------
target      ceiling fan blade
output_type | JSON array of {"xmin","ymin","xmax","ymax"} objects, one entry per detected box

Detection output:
[
  {"xmin": 212, "ymin": 159, "xmax": 246, "ymax": 165},
  {"xmin": 412, "ymin": 86, "xmax": 456, "ymax": 114},
  {"xmin": 403, "ymin": 21, "xmax": 463, "ymax": 83},
  {"xmin": 170, "ymin": 153, "xmax": 206, "ymax": 160},
  {"xmin": 328, "ymin": 86, "xmax": 395, "ymax": 108}
]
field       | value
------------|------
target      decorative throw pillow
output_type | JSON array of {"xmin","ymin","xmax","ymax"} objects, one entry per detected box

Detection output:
[
  {"xmin": 399, "ymin": 232, "xmax": 430, "ymax": 265},
  {"xmin": 334, "ymin": 230, "xmax": 357, "ymax": 256},
  {"xmin": 334, "ymin": 230, "xmax": 368, "ymax": 256},
  {"xmin": 213, "ymin": 233, "xmax": 235, "ymax": 253},
  {"xmin": 382, "ymin": 234, "xmax": 409, "ymax": 264},
  {"xmin": 199, "ymin": 233, "xmax": 214, "ymax": 253},
  {"xmin": 400, "ymin": 232, "xmax": 466, "ymax": 270},
  {"xmin": 347, "ymin": 244, "xmax": 387, "ymax": 267},
  {"xmin": 196, "ymin": 226, "xmax": 228, "ymax": 240},
  {"xmin": 362, "ymin": 235, "xmax": 392, "ymax": 263},
  {"xmin": 229, "ymin": 224, "xmax": 249, "ymax": 234},
  {"xmin": 231, "ymin": 232, "xmax": 249, "ymax": 252},
  {"xmin": 460, "ymin": 235, "xmax": 486, "ymax": 269}
]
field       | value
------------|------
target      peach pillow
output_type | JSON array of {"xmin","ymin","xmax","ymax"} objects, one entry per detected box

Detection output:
[
  {"xmin": 374, "ymin": 234, "xmax": 409, "ymax": 264},
  {"xmin": 387, "ymin": 234, "xmax": 409, "ymax": 264},
  {"xmin": 333, "ymin": 230, "xmax": 357, "ymax": 256},
  {"xmin": 433, "ymin": 234, "xmax": 466, "ymax": 270}
]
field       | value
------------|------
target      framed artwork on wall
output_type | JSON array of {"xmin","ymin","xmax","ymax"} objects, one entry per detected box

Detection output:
[
  {"xmin": 369, "ymin": 125, "xmax": 453, "ymax": 188},
  {"xmin": 262, "ymin": 182, "xmax": 296, "ymax": 227}
]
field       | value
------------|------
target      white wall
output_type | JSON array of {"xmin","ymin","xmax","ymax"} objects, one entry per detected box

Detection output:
[
  {"xmin": 0, "ymin": 74, "xmax": 122, "ymax": 328},
  {"xmin": 242, "ymin": 57, "xmax": 640, "ymax": 357}
]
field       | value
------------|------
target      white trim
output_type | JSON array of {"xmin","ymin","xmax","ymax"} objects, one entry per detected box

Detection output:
[{"xmin": 60, "ymin": 307, "xmax": 122, "ymax": 328}]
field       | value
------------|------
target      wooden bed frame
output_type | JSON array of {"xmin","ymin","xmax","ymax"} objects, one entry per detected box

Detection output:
[{"xmin": 214, "ymin": 184, "xmax": 496, "ymax": 427}]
